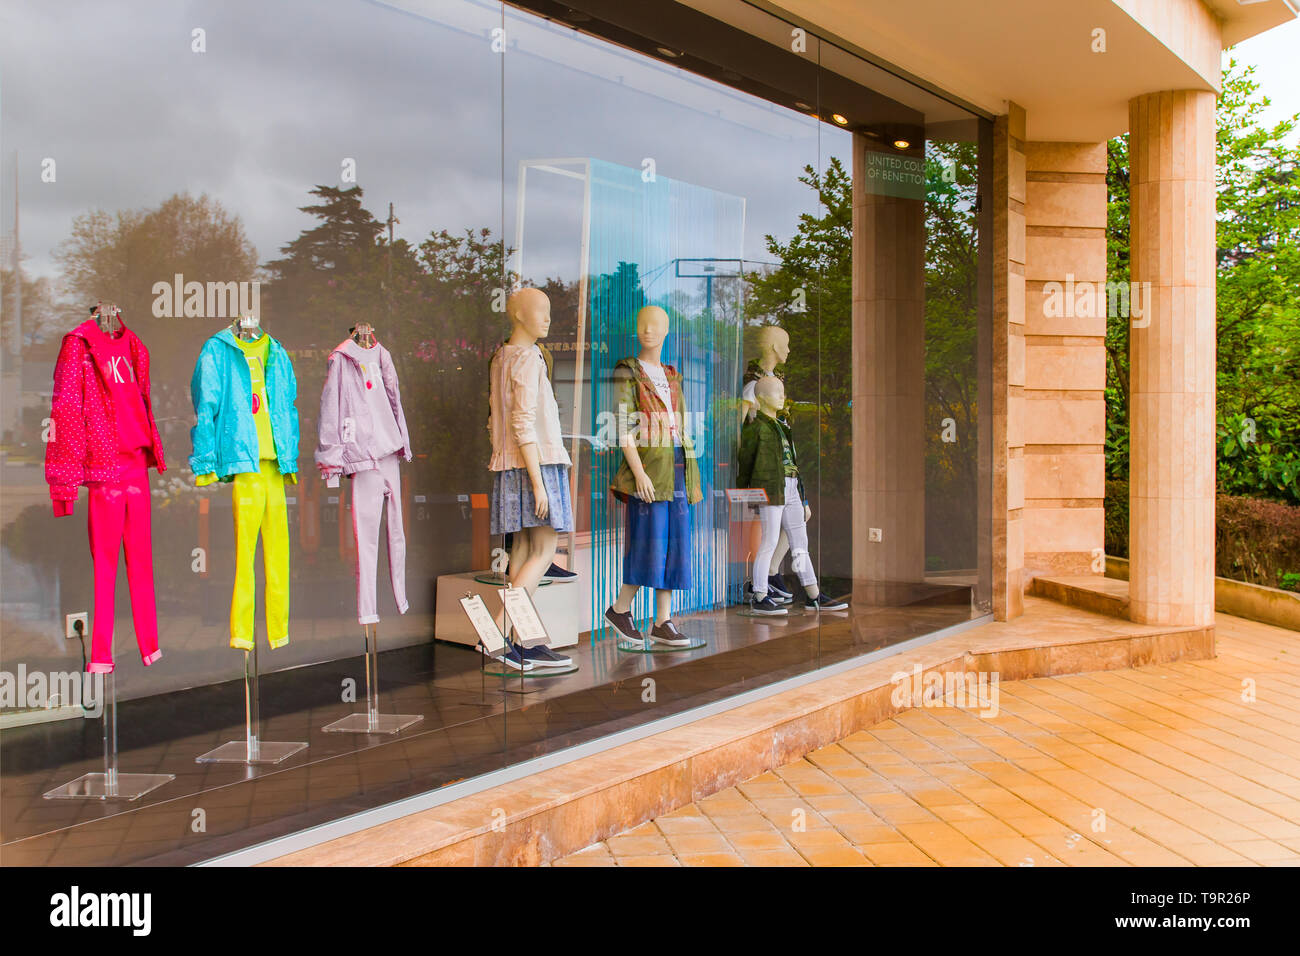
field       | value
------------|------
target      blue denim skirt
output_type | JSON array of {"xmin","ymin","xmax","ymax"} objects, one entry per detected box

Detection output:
[
  {"xmin": 491, "ymin": 463, "xmax": 573, "ymax": 534},
  {"xmin": 622, "ymin": 447, "xmax": 692, "ymax": 591}
]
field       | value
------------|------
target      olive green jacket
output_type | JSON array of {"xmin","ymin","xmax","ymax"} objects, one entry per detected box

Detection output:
[
  {"xmin": 737, "ymin": 411, "xmax": 805, "ymax": 505},
  {"xmin": 609, "ymin": 357, "xmax": 704, "ymax": 505}
]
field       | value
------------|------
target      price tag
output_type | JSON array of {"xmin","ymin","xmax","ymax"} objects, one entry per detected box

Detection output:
[
  {"xmin": 459, "ymin": 594, "xmax": 505, "ymax": 653},
  {"xmin": 725, "ymin": 488, "xmax": 769, "ymax": 505},
  {"xmin": 500, "ymin": 587, "xmax": 550, "ymax": 648}
]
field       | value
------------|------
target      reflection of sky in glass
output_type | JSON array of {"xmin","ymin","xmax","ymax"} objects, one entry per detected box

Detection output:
[{"xmin": 1, "ymin": 0, "xmax": 850, "ymax": 288}]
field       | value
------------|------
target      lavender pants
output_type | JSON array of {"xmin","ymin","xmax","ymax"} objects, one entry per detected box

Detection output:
[{"xmin": 350, "ymin": 452, "xmax": 408, "ymax": 624}]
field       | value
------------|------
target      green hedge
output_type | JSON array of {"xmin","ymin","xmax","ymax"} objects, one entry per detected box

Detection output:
[{"xmin": 1105, "ymin": 480, "xmax": 1300, "ymax": 591}]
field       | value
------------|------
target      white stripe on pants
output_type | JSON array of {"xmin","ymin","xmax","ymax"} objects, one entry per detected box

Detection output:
[
  {"xmin": 352, "ymin": 452, "xmax": 409, "ymax": 624},
  {"xmin": 751, "ymin": 476, "xmax": 816, "ymax": 596}
]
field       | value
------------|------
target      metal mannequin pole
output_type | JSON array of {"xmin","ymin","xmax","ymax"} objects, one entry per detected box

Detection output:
[
  {"xmin": 323, "ymin": 624, "xmax": 423, "ymax": 735},
  {"xmin": 45, "ymin": 672, "xmax": 174, "ymax": 801},
  {"xmin": 197, "ymin": 636, "xmax": 307, "ymax": 764}
]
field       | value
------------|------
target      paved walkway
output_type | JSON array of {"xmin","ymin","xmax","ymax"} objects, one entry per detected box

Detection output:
[{"xmin": 554, "ymin": 612, "xmax": 1300, "ymax": 866}]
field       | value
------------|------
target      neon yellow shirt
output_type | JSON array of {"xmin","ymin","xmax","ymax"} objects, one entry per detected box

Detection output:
[{"xmin": 236, "ymin": 334, "xmax": 276, "ymax": 460}]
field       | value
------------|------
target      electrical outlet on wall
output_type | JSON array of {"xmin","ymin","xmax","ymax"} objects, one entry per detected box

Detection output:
[
  {"xmin": 868, "ymin": 528, "xmax": 883, "ymax": 542},
  {"xmin": 65, "ymin": 612, "xmax": 88, "ymax": 639}
]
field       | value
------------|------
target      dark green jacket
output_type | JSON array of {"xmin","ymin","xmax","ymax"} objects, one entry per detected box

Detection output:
[
  {"xmin": 737, "ymin": 411, "xmax": 805, "ymax": 505},
  {"xmin": 609, "ymin": 357, "xmax": 704, "ymax": 505}
]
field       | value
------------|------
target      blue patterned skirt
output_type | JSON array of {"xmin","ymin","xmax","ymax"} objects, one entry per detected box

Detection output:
[{"xmin": 491, "ymin": 463, "xmax": 573, "ymax": 535}]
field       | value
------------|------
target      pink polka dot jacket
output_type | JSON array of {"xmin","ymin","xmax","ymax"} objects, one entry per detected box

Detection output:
[{"xmin": 45, "ymin": 319, "xmax": 167, "ymax": 515}]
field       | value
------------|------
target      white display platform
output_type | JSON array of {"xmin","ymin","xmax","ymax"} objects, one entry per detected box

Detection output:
[{"xmin": 434, "ymin": 569, "xmax": 589, "ymax": 649}]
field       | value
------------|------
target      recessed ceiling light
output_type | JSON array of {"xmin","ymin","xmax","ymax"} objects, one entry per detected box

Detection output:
[
  {"xmin": 656, "ymin": 46, "xmax": 683, "ymax": 58},
  {"xmin": 893, "ymin": 139, "xmax": 911, "ymax": 149},
  {"xmin": 832, "ymin": 113, "xmax": 848, "ymax": 125},
  {"xmin": 795, "ymin": 101, "xmax": 813, "ymax": 111}
]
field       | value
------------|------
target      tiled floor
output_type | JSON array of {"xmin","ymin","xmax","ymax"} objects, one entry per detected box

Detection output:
[{"xmin": 554, "ymin": 611, "xmax": 1300, "ymax": 867}]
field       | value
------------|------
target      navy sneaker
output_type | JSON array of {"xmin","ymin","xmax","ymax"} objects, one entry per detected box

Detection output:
[
  {"xmin": 749, "ymin": 592, "xmax": 789, "ymax": 616},
  {"xmin": 806, "ymin": 592, "xmax": 849, "ymax": 611},
  {"xmin": 487, "ymin": 644, "xmax": 533, "ymax": 671},
  {"xmin": 519, "ymin": 644, "xmax": 573, "ymax": 668},
  {"xmin": 542, "ymin": 563, "xmax": 578, "ymax": 584},
  {"xmin": 767, "ymin": 574, "xmax": 794, "ymax": 600}
]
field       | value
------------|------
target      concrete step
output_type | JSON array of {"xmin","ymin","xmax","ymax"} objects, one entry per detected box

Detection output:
[{"xmin": 1028, "ymin": 574, "xmax": 1131, "ymax": 619}]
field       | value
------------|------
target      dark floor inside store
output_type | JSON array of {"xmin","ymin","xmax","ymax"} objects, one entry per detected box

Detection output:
[{"xmin": 1, "ymin": 583, "xmax": 975, "ymax": 866}]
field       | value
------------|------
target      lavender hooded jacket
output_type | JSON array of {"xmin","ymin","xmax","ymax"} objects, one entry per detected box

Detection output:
[{"xmin": 315, "ymin": 339, "xmax": 412, "ymax": 476}]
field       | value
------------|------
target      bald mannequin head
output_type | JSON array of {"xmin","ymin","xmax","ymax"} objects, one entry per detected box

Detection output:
[
  {"xmin": 755, "ymin": 325, "xmax": 790, "ymax": 366},
  {"xmin": 507, "ymin": 287, "xmax": 551, "ymax": 341},
  {"xmin": 754, "ymin": 374, "xmax": 785, "ymax": 416},
  {"xmin": 636, "ymin": 305, "xmax": 670, "ymax": 350}
]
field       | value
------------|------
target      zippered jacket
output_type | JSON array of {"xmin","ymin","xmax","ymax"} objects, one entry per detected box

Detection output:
[
  {"xmin": 737, "ymin": 410, "xmax": 806, "ymax": 506},
  {"xmin": 316, "ymin": 338, "xmax": 412, "ymax": 476},
  {"xmin": 189, "ymin": 328, "xmax": 299, "ymax": 480},
  {"xmin": 45, "ymin": 319, "xmax": 166, "ymax": 514}
]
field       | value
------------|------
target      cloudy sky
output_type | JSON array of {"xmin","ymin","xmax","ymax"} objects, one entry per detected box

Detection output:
[{"xmin": 0, "ymin": 0, "xmax": 851, "ymax": 291}]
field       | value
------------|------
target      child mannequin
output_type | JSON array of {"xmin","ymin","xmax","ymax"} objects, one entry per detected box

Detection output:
[
  {"xmin": 603, "ymin": 305, "xmax": 704, "ymax": 647},
  {"xmin": 486, "ymin": 287, "xmax": 574, "ymax": 669},
  {"xmin": 739, "ymin": 376, "xmax": 847, "ymax": 613},
  {"xmin": 740, "ymin": 325, "xmax": 793, "ymax": 601}
]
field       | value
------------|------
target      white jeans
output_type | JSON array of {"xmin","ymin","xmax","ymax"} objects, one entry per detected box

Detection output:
[{"xmin": 751, "ymin": 476, "xmax": 816, "ymax": 596}]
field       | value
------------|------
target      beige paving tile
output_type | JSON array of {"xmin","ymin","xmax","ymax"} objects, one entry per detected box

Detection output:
[{"xmin": 552, "ymin": 611, "xmax": 1300, "ymax": 870}]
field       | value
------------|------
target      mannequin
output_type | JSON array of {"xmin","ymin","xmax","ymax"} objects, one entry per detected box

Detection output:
[
  {"xmin": 740, "ymin": 324, "xmax": 793, "ymax": 601},
  {"xmin": 487, "ymin": 287, "xmax": 574, "ymax": 669},
  {"xmin": 738, "ymin": 376, "xmax": 847, "ymax": 612},
  {"xmin": 603, "ymin": 305, "xmax": 704, "ymax": 648}
]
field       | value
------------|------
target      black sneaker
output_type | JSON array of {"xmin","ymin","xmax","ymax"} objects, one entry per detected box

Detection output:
[
  {"xmin": 519, "ymin": 644, "xmax": 573, "ymax": 668},
  {"xmin": 649, "ymin": 619, "xmax": 693, "ymax": 647},
  {"xmin": 749, "ymin": 592, "xmax": 788, "ymax": 616},
  {"xmin": 542, "ymin": 563, "xmax": 578, "ymax": 584},
  {"xmin": 806, "ymin": 592, "xmax": 849, "ymax": 611},
  {"xmin": 767, "ymin": 574, "xmax": 794, "ymax": 599},
  {"xmin": 604, "ymin": 606, "xmax": 642, "ymax": 642}
]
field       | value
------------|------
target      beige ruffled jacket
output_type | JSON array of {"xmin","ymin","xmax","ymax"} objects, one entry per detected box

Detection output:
[{"xmin": 488, "ymin": 343, "xmax": 572, "ymax": 472}]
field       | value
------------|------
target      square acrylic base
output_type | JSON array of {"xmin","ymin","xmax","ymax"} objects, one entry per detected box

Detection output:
[
  {"xmin": 44, "ymin": 772, "xmax": 175, "ymax": 801},
  {"xmin": 195, "ymin": 740, "xmax": 308, "ymax": 765},
  {"xmin": 322, "ymin": 712, "xmax": 424, "ymax": 735}
]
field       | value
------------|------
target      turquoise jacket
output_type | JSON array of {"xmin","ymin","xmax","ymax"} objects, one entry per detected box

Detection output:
[{"xmin": 189, "ymin": 329, "xmax": 299, "ymax": 479}]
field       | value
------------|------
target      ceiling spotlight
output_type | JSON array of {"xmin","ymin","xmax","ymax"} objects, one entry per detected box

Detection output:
[
  {"xmin": 893, "ymin": 138, "xmax": 911, "ymax": 149},
  {"xmin": 795, "ymin": 101, "xmax": 813, "ymax": 111},
  {"xmin": 832, "ymin": 113, "xmax": 848, "ymax": 125},
  {"xmin": 656, "ymin": 46, "xmax": 683, "ymax": 58}
]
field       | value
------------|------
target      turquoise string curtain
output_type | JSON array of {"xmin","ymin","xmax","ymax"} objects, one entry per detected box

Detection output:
[{"xmin": 585, "ymin": 159, "xmax": 746, "ymax": 640}]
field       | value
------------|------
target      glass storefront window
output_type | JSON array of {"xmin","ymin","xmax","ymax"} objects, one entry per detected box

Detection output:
[{"xmin": 0, "ymin": 0, "xmax": 990, "ymax": 865}]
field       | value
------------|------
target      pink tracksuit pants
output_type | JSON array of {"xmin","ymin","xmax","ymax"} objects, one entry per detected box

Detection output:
[
  {"xmin": 351, "ymin": 452, "xmax": 409, "ymax": 625},
  {"xmin": 87, "ymin": 453, "xmax": 160, "ymax": 673}
]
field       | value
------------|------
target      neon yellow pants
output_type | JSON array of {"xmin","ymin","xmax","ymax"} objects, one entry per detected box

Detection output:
[{"xmin": 230, "ymin": 461, "xmax": 289, "ymax": 650}]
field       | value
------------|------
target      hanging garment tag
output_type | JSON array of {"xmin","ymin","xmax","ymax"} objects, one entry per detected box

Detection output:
[
  {"xmin": 499, "ymin": 586, "xmax": 551, "ymax": 648},
  {"xmin": 460, "ymin": 594, "xmax": 505, "ymax": 654}
]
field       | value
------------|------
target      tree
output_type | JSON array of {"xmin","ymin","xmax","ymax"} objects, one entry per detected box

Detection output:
[{"xmin": 1105, "ymin": 59, "xmax": 1300, "ymax": 503}]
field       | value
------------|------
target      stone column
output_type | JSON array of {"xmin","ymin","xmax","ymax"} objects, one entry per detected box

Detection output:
[
  {"xmin": 991, "ymin": 105, "xmax": 1027, "ymax": 619},
  {"xmin": 1128, "ymin": 90, "xmax": 1216, "ymax": 626},
  {"xmin": 851, "ymin": 131, "xmax": 926, "ymax": 604},
  {"xmin": 1023, "ymin": 142, "xmax": 1107, "ymax": 575}
]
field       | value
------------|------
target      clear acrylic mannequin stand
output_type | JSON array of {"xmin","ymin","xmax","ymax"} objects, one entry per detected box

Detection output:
[
  {"xmin": 44, "ymin": 672, "xmax": 175, "ymax": 801},
  {"xmin": 196, "ymin": 643, "xmax": 307, "ymax": 764},
  {"xmin": 323, "ymin": 624, "xmax": 423, "ymax": 734}
]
